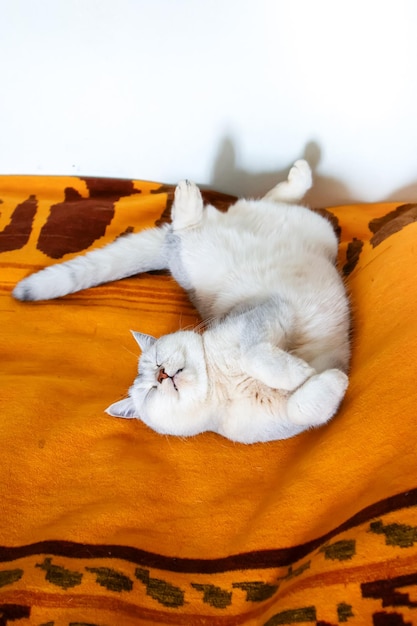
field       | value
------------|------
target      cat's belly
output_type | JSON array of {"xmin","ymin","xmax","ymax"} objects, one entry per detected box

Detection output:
[
  {"xmin": 229, "ymin": 378, "xmax": 289, "ymax": 412},
  {"xmin": 218, "ymin": 385, "xmax": 299, "ymax": 444}
]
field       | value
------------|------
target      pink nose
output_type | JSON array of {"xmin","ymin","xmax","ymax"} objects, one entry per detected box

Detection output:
[{"xmin": 157, "ymin": 368, "xmax": 169, "ymax": 384}]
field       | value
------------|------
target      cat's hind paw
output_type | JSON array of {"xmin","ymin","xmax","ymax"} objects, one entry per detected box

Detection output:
[
  {"xmin": 171, "ymin": 179, "xmax": 204, "ymax": 230},
  {"xmin": 287, "ymin": 159, "xmax": 312, "ymax": 190},
  {"xmin": 13, "ymin": 266, "xmax": 74, "ymax": 301},
  {"xmin": 264, "ymin": 159, "xmax": 312, "ymax": 203},
  {"xmin": 287, "ymin": 368, "xmax": 348, "ymax": 427},
  {"xmin": 13, "ymin": 279, "xmax": 36, "ymax": 301}
]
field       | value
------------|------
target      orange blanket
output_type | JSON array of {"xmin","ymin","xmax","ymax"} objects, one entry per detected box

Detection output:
[{"xmin": 1, "ymin": 176, "xmax": 417, "ymax": 625}]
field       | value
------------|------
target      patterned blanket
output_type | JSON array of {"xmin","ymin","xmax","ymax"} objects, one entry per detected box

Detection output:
[{"xmin": 1, "ymin": 175, "xmax": 417, "ymax": 625}]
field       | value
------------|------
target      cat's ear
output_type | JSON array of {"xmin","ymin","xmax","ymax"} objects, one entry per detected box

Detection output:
[
  {"xmin": 131, "ymin": 330, "xmax": 156, "ymax": 351},
  {"xmin": 105, "ymin": 398, "xmax": 138, "ymax": 419}
]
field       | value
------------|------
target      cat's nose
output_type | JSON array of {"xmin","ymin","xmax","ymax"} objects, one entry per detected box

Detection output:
[{"xmin": 157, "ymin": 368, "xmax": 169, "ymax": 384}]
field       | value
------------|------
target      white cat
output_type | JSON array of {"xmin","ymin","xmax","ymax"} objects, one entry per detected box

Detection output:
[{"xmin": 13, "ymin": 160, "xmax": 350, "ymax": 443}]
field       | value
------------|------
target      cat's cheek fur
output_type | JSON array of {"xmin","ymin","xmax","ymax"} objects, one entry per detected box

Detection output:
[{"xmin": 127, "ymin": 363, "xmax": 212, "ymax": 437}]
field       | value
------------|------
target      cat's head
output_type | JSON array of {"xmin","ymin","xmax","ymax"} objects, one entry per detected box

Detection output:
[{"xmin": 106, "ymin": 330, "xmax": 212, "ymax": 436}]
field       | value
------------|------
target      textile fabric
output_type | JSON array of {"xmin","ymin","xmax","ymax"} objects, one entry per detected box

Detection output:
[{"xmin": 1, "ymin": 176, "xmax": 417, "ymax": 625}]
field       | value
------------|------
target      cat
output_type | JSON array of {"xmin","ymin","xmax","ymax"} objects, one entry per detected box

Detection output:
[{"xmin": 13, "ymin": 160, "xmax": 350, "ymax": 444}]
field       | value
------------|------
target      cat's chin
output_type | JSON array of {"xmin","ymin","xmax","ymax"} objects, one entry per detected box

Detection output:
[
  {"xmin": 106, "ymin": 398, "xmax": 213, "ymax": 438},
  {"xmin": 144, "ymin": 423, "xmax": 207, "ymax": 437},
  {"xmin": 106, "ymin": 385, "xmax": 213, "ymax": 437},
  {"xmin": 140, "ymin": 408, "xmax": 213, "ymax": 437}
]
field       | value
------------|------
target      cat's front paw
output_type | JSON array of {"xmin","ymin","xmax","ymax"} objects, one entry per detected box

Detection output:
[
  {"xmin": 171, "ymin": 180, "xmax": 204, "ymax": 230},
  {"xmin": 242, "ymin": 344, "xmax": 315, "ymax": 391}
]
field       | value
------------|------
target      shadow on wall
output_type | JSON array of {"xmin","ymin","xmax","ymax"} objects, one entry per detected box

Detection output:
[
  {"xmin": 210, "ymin": 137, "xmax": 355, "ymax": 208},
  {"xmin": 385, "ymin": 182, "xmax": 417, "ymax": 203}
]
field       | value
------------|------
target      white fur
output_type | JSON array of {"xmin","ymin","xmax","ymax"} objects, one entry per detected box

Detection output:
[{"xmin": 13, "ymin": 160, "xmax": 350, "ymax": 443}]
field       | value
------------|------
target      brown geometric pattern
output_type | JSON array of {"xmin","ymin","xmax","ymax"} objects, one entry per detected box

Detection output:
[
  {"xmin": 36, "ymin": 179, "xmax": 141, "ymax": 259},
  {"xmin": 0, "ymin": 489, "xmax": 417, "ymax": 624},
  {"xmin": 1, "ymin": 176, "xmax": 417, "ymax": 625}
]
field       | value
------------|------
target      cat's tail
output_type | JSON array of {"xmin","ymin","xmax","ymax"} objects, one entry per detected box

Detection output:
[
  {"xmin": 263, "ymin": 159, "xmax": 312, "ymax": 204},
  {"xmin": 13, "ymin": 225, "xmax": 169, "ymax": 301}
]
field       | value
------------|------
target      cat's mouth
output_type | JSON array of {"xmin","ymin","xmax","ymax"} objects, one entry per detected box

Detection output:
[{"xmin": 157, "ymin": 367, "xmax": 182, "ymax": 392}]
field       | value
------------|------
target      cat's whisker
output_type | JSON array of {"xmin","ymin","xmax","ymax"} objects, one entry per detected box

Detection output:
[
  {"xmin": 178, "ymin": 319, "xmax": 199, "ymax": 332},
  {"xmin": 177, "ymin": 312, "xmax": 184, "ymax": 331},
  {"xmin": 193, "ymin": 317, "xmax": 215, "ymax": 333},
  {"xmin": 121, "ymin": 345, "xmax": 140, "ymax": 359}
]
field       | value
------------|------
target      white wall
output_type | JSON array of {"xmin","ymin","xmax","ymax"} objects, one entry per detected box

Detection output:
[{"xmin": 1, "ymin": 0, "xmax": 417, "ymax": 206}]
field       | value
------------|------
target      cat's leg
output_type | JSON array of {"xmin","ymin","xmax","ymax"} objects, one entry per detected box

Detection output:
[
  {"xmin": 13, "ymin": 225, "xmax": 168, "ymax": 301},
  {"xmin": 171, "ymin": 180, "xmax": 204, "ymax": 231},
  {"xmin": 239, "ymin": 299, "xmax": 315, "ymax": 390},
  {"xmin": 263, "ymin": 159, "xmax": 312, "ymax": 204},
  {"xmin": 241, "ymin": 342, "xmax": 315, "ymax": 391},
  {"xmin": 287, "ymin": 368, "xmax": 348, "ymax": 426}
]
